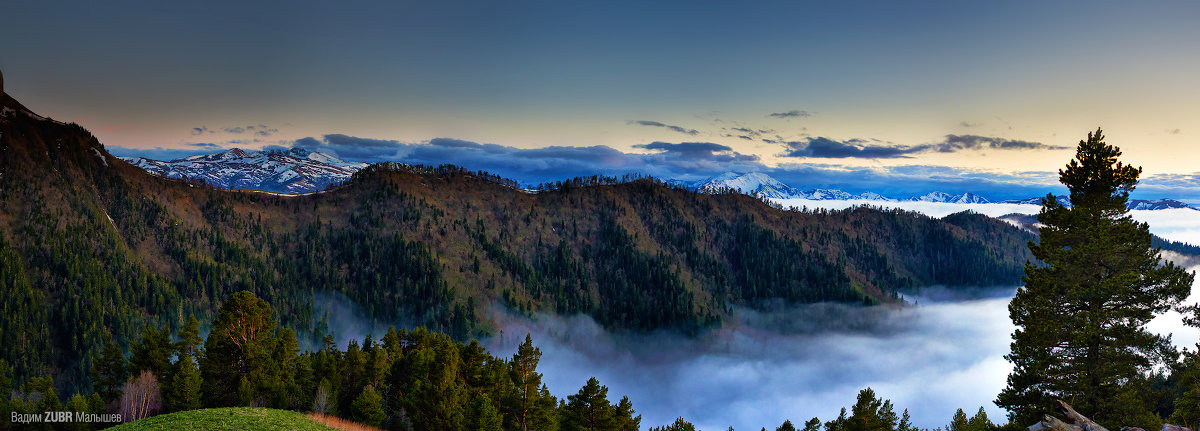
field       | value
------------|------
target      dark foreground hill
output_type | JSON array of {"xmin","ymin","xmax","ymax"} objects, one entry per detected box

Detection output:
[{"xmin": 0, "ymin": 92, "xmax": 1034, "ymax": 388}]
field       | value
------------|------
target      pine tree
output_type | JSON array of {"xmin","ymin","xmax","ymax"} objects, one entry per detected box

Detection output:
[
  {"xmin": 201, "ymin": 291, "xmax": 278, "ymax": 407},
  {"xmin": 91, "ymin": 335, "xmax": 127, "ymax": 402},
  {"xmin": 997, "ymin": 128, "xmax": 1194, "ymax": 425},
  {"xmin": 509, "ymin": 334, "xmax": 546, "ymax": 431},
  {"xmin": 470, "ymin": 394, "xmax": 504, "ymax": 431},
  {"xmin": 350, "ymin": 385, "xmax": 385, "ymax": 428},
  {"xmin": 896, "ymin": 410, "xmax": 916, "ymax": 431},
  {"xmin": 777, "ymin": 420, "xmax": 798, "ymax": 431},
  {"xmin": 612, "ymin": 395, "xmax": 642, "ymax": 431},
  {"xmin": 166, "ymin": 354, "xmax": 202, "ymax": 412},
  {"xmin": 967, "ymin": 407, "xmax": 994, "ymax": 431},
  {"xmin": 947, "ymin": 408, "xmax": 969, "ymax": 431},
  {"xmin": 648, "ymin": 417, "xmax": 698, "ymax": 431},
  {"xmin": 563, "ymin": 377, "xmax": 614, "ymax": 431},
  {"xmin": 175, "ymin": 314, "xmax": 203, "ymax": 360},
  {"xmin": 847, "ymin": 388, "xmax": 897, "ymax": 431},
  {"xmin": 129, "ymin": 324, "xmax": 173, "ymax": 381}
]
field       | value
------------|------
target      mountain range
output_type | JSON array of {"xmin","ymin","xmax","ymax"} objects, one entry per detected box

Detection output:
[
  {"xmin": 121, "ymin": 147, "xmax": 366, "ymax": 193},
  {"xmin": 690, "ymin": 171, "xmax": 1196, "ymax": 210},
  {"xmin": 118, "ymin": 149, "xmax": 1197, "ymax": 211}
]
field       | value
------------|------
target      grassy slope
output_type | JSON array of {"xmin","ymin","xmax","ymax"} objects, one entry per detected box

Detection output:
[{"xmin": 108, "ymin": 408, "xmax": 341, "ymax": 431}]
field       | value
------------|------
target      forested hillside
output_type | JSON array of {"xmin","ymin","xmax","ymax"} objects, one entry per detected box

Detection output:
[{"xmin": 0, "ymin": 93, "xmax": 1033, "ymax": 393}]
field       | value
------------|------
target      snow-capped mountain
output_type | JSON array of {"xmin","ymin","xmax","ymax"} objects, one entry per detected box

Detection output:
[
  {"xmin": 906, "ymin": 191, "xmax": 989, "ymax": 204},
  {"xmin": 693, "ymin": 172, "xmax": 805, "ymax": 199},
  {"xmin": 688, "ymin": 172, "xmax": 1196, "ymax": 211},
  {"xmin": 121, "ymin": 147, "xmax": 367, "ymax": 193},
  {"xmin": 999, "ymin": 195, "xmax": 1194, "ymax": 211},
  {"xmin": 692, "ymin": 172, "xmax": 897, "ymax": 201},
  {"xmin": 909, "ymin": 191, "xmax": 954, "ymax": 203},
  {"xmin": 1127, "ymin": 199, "xmax": 1193, "ymax": 211}
]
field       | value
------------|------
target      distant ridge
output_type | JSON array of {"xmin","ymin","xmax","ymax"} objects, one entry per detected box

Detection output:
[
  {"xmin": 121, "ymin": 147, "xmax": 366, "ymax": 193},
  {"xmin": 690, "ymin": 172, "xmax": 1196, "ymax": 211}
]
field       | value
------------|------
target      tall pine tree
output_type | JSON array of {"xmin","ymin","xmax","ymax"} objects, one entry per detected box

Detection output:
[{"xmin": 997, "ymin": 128, "xmax": 1194, "ymax": 426}]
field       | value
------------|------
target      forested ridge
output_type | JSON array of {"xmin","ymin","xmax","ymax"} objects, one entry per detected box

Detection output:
[{"xmin": 0, "ymin": 93, "xmax": 1032, "ymax": 396}]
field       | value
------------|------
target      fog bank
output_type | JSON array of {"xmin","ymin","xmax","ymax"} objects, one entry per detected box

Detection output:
[
  {"xmin": 482, "ymin": 291, "xmax": 1018, "ymax": 431},
  {"xmin": 482, "ymin": 265, "xmax": 1200, "ymax": 431}
]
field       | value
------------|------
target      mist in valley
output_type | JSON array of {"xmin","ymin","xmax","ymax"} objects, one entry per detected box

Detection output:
[
  {"xmin": 310, "ymin": 211, "xmax": 1200, "ymax": 431},
  {"xmin": 479, "ymin": 289, "xmax": 1015, "ymax": 430}
]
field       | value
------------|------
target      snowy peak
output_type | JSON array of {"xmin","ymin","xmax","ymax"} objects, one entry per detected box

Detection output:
[
  {"xmin": 694, "ymin": 172, "xmax": 803, "ymax": 199},
  {"xmin": 1127, "ymin": 199, "xmax": 1193, "ymax": 210},
  {"xmin": 907, "ymin": 191, "xmax": 990, "ymax": 204},
  {"xmin": 951, "ymin": 192, "xmax": 990, "ymax": 204},
  {"xmin": 910, "ymin": 191, "xmax": 954, "ymax": 203},
  {"xmin": 121, "ymin": 148, "xmax": 367, "ymax": 193},
  {"xmin": 692, "ymin": 172, "xmax": 893, "ymax": 201}
]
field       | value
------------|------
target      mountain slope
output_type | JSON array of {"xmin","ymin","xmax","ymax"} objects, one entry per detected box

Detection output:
[
  {"xmin": 0, "ymin": 93, "xmax": 1036, "ymax": 391},
  {"xmin": 121, "ymin": 147, "xmax": 366, "ymax": 193}
]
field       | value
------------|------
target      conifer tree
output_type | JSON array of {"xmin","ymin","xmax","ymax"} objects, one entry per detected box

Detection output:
[
  {"xmin": 563, "ymin": 377, "xmax": 614, "ymax": 431},
  {"xmin": 350, "ymin": 385, "xmax": 385, "ymax": 428},
  {"xmin": 470, "ymin": 394, "xmax": 504, "ymax": 431},
  {"xmin": 509, "ymin": 334, "xmax": 547, "ymax": 431},
  {"xmin": 200, "ymin": 290, "xmax": 278, "ymax": 407},
  {"xmin": 613, "ymin": 395, "xmax": 642, "ymax": 431},
  {"xmin": 91, "ymin": 335, "xmax": 127, "ymax": 401},
  {"xmin": 129, "ymin": 324, "xmax": 172, "ymax": 381},
  {"xmin": 947, "ymin": 408, "xmax": 969, "ymax": 431},
  {"xmin": 967, "ymin": 407, "xmax": 994, "ymax": 431},
  {"xmin": 997, "ymin": 128, "xmax": 1194, "ymax": 425},
  {"xmin": 166, "ymin": 354, "xmax": 202, "ymax": 412},
  {"xmin": 175, "ymin": 314, "xmax": 203, "ymax": 360}
]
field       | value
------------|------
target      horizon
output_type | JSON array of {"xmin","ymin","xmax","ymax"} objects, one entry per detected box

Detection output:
[
  {"xmin": 111, "ymin": 145, "xmax": 1195, "ymax": 205},
  {"xmin": 3, "ymin": 1, "xmax": 1200, "ymax": 202}
]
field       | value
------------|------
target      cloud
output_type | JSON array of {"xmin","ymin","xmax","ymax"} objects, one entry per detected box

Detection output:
[
  {"xmin": 106, "ymin": 145, "xmax": 216, "ymax": 161},
  {"xmin": 780, "ymin": 135, "xmax": 1067, "ymax": 160},
  {"xmin": 768, "ymin": 110, "xmax": 812, "ymax": 119},
  {"xmin": 632, "ymin": 120, "xmax": 700, "ymax": 136},
  {"xmin": 959, "ymin": 121, "xmax": 979, "ymax": 128},
  {"xmin": 191, "ymin": 126, "xmax": 211, "ymax": 135},
  {"xmin": 781, "ymin": 137, "xmax": 922, "ymax": 159},
  {"xmin": 284, "ymin": 134, "xmax": 763, "ymax": 185},
  {"xmin": 637, "ymin": 141, "xmax": 732, "ymax": 158},
  {"xmin": 481, "ymin": 292, "xmax": 1019, "ymax": 431},
  {"xmin": 293, "ymin": 134, "xmax": 409, "ymax": 161},
  {"xmin": 219, "ymin": 124, "xmax": 279, "ymax": 137},
  {"xmin": 1168, "ymin": 128, "xmax": 1182, "ymax": 135},
  {"xmin": 934, "ymin": 135, "xmax": 1067, "ymax": 152},
  {"xmin": 187, "ymin": 142, "xmax": 224, "ymax": 149}
]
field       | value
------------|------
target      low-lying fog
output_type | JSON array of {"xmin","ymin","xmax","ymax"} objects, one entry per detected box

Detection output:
[
  {"xmin": 483, "ymin": 270, "xmax": 1199, "ymax": 431},
  {"xmin": 483, "ymin": 291, "xmax": 1016, "ymax": 431}
]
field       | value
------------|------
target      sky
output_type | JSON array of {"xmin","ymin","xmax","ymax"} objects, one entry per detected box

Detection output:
[{"xmin": 2, "ymin": 1, "xmax": 1200, "ymax": 201}]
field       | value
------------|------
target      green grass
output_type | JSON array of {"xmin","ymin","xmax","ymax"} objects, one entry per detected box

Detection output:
[{"xmin": 108, "ymin": 407, "xmax": 337, "ymax": 431}]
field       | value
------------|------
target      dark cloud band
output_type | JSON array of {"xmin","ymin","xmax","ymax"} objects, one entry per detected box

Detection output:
[
  {"xmin": 631, "ymin": 120, "xmax": 700, "ymax": 136},
  {"xmin": 768, "ymin": 110, "xmax": 811, "ymax": 119},
  {"xmin": 780, "ymin": 135, "xmax": 1066, "ymax": 159}
]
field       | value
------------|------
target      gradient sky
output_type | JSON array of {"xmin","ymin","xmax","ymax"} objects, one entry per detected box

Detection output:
[{"xmin": 3, "ymin": 1, "xmax": 1199, "ymax": 201}]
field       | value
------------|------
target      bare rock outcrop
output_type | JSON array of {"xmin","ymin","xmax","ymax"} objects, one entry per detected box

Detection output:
[{"xmin": 1028, "ymin": 401, "xmax": 1192, "ymax": 431}]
